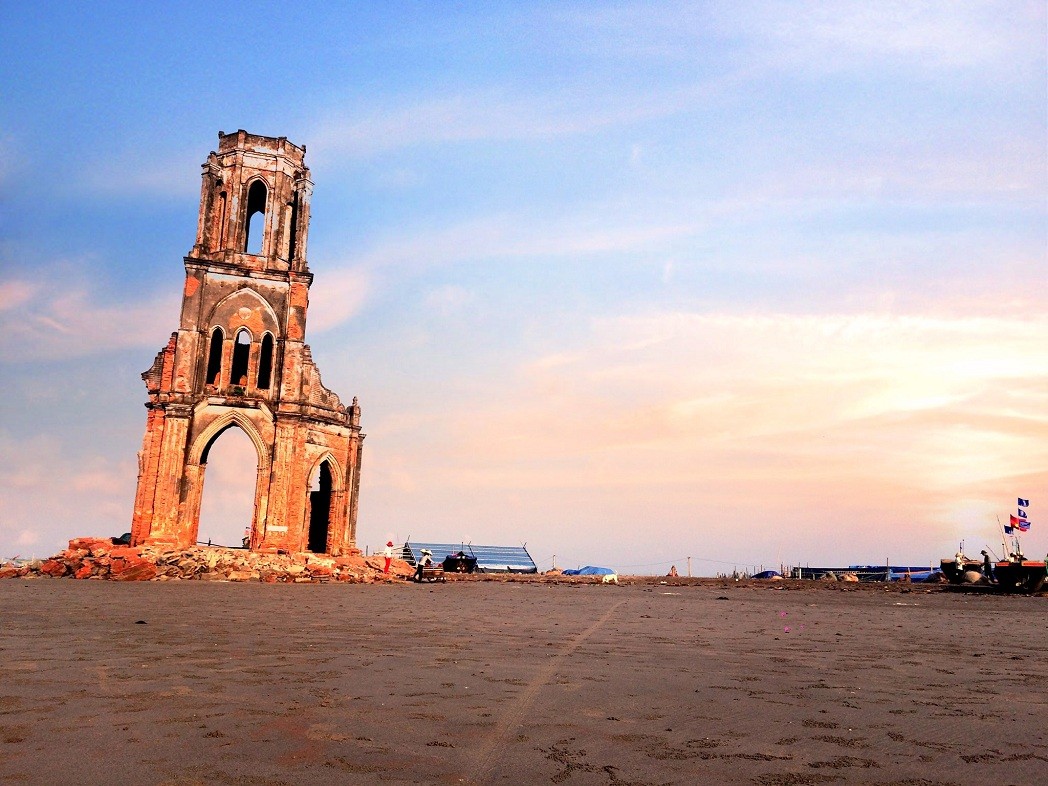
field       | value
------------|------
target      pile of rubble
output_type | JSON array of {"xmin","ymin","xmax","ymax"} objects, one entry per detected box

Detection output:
[{"xmin": 0, "ymin": 537, "xmax": 414, "ymax": 583}]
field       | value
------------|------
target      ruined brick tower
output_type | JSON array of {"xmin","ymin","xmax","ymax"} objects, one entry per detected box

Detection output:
[{"xmin": 130, "ymin": 130, "xmax": 363, "ymax": 554}]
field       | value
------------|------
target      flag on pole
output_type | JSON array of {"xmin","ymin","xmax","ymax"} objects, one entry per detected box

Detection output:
[
  {"xmin": 1010, "ymin": 514, "xmax": 1031, "ymax": 532},
  {"xmin": 1004, "ymin": 523, "xmax": 1014, "ymax": 534},
  {"xmin": 1017, "ymin": 509, "xmax": 1028, "ymax": 519},
  {"xmin": 1017, "ymin": 498, "xmax": 1029, "ymax": 507}
]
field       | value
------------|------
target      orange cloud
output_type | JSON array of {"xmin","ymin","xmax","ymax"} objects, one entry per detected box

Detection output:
[{"xmin": 359, "ymin": 309, "xmax": 1047, "ymax": 566}]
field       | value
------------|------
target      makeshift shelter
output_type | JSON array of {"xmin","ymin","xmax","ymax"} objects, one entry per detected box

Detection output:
[{"xmin": 401, "ymin": 542, "xmax": 537, "ymax": 574}]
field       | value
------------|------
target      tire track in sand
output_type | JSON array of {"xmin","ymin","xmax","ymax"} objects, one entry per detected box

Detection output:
[{"xmin": 470, "ymin": 597, "xmax": 627, "ymax": 783}]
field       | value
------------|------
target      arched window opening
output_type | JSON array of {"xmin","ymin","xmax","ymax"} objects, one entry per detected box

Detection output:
[
  {"xmin": 287, "ymin": 191, "xmax": 300, "ymax": 262},
  {"xmin": 244, "ymin": 180, "xmax": 267, "ymax": 255},
  {"xmin": 257, "ymin": 333, "xmax": 274, "ymax": 391},
  {"xmin": 215, "ymin": 191, "xmax": 228, "ymax": 249},
  {"xmin": 205, "ymin": 327, "xmax": 223, "ymax": 386},
  {"xmin": 198, "ymin": 426, "xmax": 258, "ymax": 549},
  {"xmin": 308, "ymin": 460, "xmax": 333, "ymax": 553},
  {"xmin": 230, "ymin": 329, "xmax": 251, "ymax": 388}
]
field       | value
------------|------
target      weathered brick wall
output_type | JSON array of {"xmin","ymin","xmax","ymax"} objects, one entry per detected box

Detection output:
[{"xmin": 130, "ymin": 131, "xmax": 362, "ymax": 555}]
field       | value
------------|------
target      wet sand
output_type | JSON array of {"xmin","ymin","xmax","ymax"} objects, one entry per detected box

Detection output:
[{"xmin": 1, "ymin": 579, "xmax": 1045, "ymax": 785}]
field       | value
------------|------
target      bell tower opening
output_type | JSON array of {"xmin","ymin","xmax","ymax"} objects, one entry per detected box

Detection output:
[
  {"xmin": 308, "ymin": 460, "xmax": 333, "ymax": 553},
  {"xmin": 230, "ymin": 328, "xmax": 251, "ymax": 388},
  {"xmin": 287, "ymin": 191, "xmax": 300, "ymax": 262},
  {"xmin": 244, "ymin": 180, "xmax": 267, "ymax": 255},
  {"xmin": 257, "ymin": 333, "xmax": 274, "ymax": 391},
  {"xmin": 205, "ymin": 327, "xmax": 224, "ymax": 386}
]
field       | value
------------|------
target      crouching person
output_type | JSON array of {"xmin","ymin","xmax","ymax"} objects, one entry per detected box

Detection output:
[{"xmin": 414, "ymin": 549, "xmax": 433, "ymax": 582}]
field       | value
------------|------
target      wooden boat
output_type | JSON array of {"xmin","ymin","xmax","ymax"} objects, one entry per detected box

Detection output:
[
  {"xmin": 940, "ymin": 502, "xmax": 1043, "ymax": 592},
  {"xmin": 939, "ymin": 556, "xmax": 984, "ymax": 584},
  {"xmin": 795, "ymin": 565, "xmax": 939, "ymax": 582},
  {"xmin": 993, "ymin": 559, "xmax": 1047, "ymax": 593}
]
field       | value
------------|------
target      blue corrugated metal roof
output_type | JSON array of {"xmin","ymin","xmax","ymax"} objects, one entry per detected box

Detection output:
[{"xmin": 402, "ymin": 542, "xmax": 537, "ymax": 573}]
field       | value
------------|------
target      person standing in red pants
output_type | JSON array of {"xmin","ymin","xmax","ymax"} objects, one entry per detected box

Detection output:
[{"xmin": 383, "ymin": 541, "xmax": 394, "ymax": 574}]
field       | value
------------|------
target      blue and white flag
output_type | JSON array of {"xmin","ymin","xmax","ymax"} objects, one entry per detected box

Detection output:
[
  {"xmin": 1018, "ymin": 498, "xmax": 1029, "ymax": 507},
  {"xmin": 1017, "ymin": 509, "xmax": 1028, "ymax": 519}
]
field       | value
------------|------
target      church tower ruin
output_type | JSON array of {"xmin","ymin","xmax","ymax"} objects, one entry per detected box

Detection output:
[{"xmin": 130, "ymin": 130, "xmax": 363, "ymax": 554}]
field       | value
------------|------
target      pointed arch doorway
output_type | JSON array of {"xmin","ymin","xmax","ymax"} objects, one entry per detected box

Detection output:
[
  {"xmin": 196, "ymin": 425, "xmax": 258, "ymax": 547},
  {"xmin": 306, "ymin": 458, "xmax": 341, "ymax": 554}
]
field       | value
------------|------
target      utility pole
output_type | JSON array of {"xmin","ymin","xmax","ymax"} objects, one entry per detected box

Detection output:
[{"xmin": 687, "ymin": 556, "xmax": 692, "ymax": 577}]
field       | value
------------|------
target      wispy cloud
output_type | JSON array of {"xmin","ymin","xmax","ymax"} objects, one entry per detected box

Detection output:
[
  {"xmin": 447, "ymin": 311, "xmax": 1047, "ymax": 476},
  {"xmin": 0, "ymin": 433, "xmax": 136, "ymax": 558},
  {"xmin": 325, "ymin": 210, "xmax": 697, "ymax": 275},
  {"xmin": 75, "ymin": 146, "xmax": 202, "ymax": 200},
  {"xmin": 0, "ymin": 267, "xmax": 179, "ymax": 362},
  {"xmin": 752, "ymin": 0, "xmax": 1044, "ymax": 70},
  {"xmin": 0, "ymin": 280, "xmax": 35, "ymax": 312},
  {"xmin": 306, "ymin": 266, "xmax": 371, "ymax": 333},
  {"xmin": 306, "ymin": 79, "xmax": 730, "ymax": 165},
  {"xmin": 557, "ymin": 1, "xmax": 1044, "ymax": 72},
  {"xmin": 356, "ymin": 306, "xmax": 1047, "ymax": 564},
  {"xmin": 424, "ymin": 284, "xmax": 475, "ymax": 317}
]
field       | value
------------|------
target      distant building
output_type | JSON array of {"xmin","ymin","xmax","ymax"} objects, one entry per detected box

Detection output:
[{"xmin": 402, "ymin": 542, "xmax": 537, "ymax": 573}]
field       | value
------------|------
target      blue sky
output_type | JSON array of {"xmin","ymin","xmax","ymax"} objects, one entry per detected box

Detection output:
[{"xmin": 1, "ymin": 2, "xmax": 1045, "ymax": 573}]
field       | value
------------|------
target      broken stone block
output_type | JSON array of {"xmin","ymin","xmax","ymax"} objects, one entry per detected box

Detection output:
[
  {"xmin": 39, "ymin": 560, "xmax": 69, "ymax": 577},
  {"xmin": 109, "ymin": 558, "xmax": 158, "ymax": 582}
]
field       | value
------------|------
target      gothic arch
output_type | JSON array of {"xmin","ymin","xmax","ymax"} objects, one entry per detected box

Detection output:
[
  {"xmin": 307, "ymin": 451, "xmax": 345, "ymax": 491},
  {"xmin": 257, "ymin": 332, "xmax": 275, "ymax": 390},
  {"xmin": 243, "ymin": 178, "xmax": 269, "ymax": 254},
  {"xmin": 191, "ymin": 409, "xmax": 272, "ymax": 472},
  {"xmin": 206, "ymin": 287, "xmax": 280, "ymax": 334},
  {"xmin": 205, "ymin": 325, "xmax": 224, "ymax": 385},
  {"xmin": 304, "ymin": 452, "xmax": 345, "ymax": 554}
]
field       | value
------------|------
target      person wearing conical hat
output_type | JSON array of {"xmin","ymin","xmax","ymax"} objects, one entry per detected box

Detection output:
[
  {"xmin": 383, "ymin": 541, "xmax": 394, "ymax": 574},
  {"xmin": 414, "ymin": 549, "xmax": 433, "ymax": 582}
]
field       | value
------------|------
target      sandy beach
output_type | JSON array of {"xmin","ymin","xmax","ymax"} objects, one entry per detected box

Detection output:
[{"xmin": 1, "ymin": 578, "xmax": 1044, "ymax": 785}]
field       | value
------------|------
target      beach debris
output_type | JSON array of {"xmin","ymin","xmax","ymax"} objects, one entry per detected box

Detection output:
[{"xmin": 0, "ymin": 537, "xmax": 412, "ymax": 583}]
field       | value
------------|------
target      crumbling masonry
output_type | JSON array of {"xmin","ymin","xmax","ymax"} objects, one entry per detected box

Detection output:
[{"xmin": 130, "ymin": 131, "xmax": 363, "ymax": 554}]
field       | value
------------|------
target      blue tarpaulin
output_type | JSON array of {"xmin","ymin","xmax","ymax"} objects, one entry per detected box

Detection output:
[
  {"xmin": 752, "ymin": 570, "xmax": 782, "ymax": 579},
  {"xmin": 562, "ymin": 566, "xmax": 615, "ymax": 576}
]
